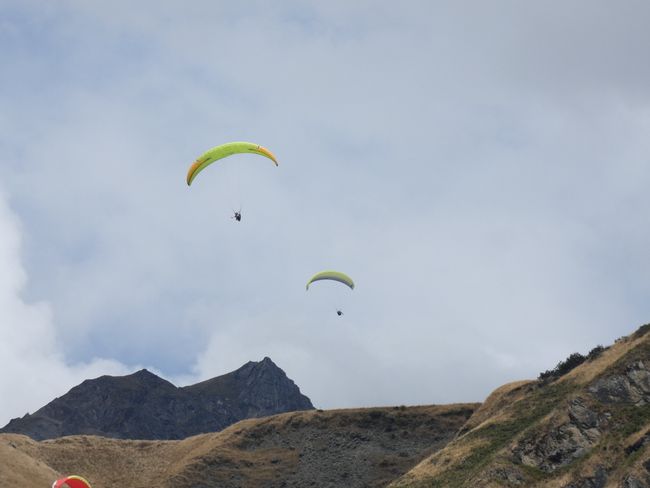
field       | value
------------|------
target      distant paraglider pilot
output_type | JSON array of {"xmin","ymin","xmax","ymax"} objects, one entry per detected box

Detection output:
[
  {"xmin": 337, "ymin": 310, "xmax": 343, "ymax": 316},
  {"xmin": 232, "ymin": 211, "xmax": 242, "ymax": 222}
]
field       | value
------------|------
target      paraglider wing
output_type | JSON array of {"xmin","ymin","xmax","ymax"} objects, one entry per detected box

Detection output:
[
  {"xmin": 52, "ymin": 475, "xmax": 92, "ymax": 488},
  {"xmin": 306, "ymin": 271, "xmax": 355, "ymax": 291},
  {"xmin": 186, "ymin": 141, "xmax": 278, "ymax": 185}
]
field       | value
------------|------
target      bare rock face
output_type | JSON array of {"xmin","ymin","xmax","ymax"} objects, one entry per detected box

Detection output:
[
  {"xmin": 514, "ymin": 423, "xmax": 599, "ymax": 472},
  {"xmin": 0, "ymin": 357, "xmax": 313, "ymax": 440},
  {"xmin": 513, "ymin": 398, "xmax": 603, "ymax": 472},
  {"xmin": 588, "ymin": 361, "xmax": 650, "ymax": 406},
  {"xmin": 513, "ymin": 360, "xmax": 650, "ymax": 475},
  {"xmin": 568, "ymin": 397, "xmax": 601, "ymax": 430}
]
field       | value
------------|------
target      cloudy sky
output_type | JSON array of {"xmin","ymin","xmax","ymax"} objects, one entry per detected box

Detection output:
[{"xmin": 1, "ymin": 0, "xmax": 650, "ymax": 425}]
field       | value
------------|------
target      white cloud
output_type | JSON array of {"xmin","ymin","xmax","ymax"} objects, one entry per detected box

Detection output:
[
  {"xmin": 0, "ymin": 190, "xmax": 132, "ymax": 423},
  {"xmin": 2, "ymin": 1, "xmax": 650, "ymax": 418}
]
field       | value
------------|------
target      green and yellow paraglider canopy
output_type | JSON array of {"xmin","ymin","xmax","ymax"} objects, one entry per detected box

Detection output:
[
  {"xmin": 186, "ymin": 141, "xmax": 278, "ymax": 185},
  {"xmin": 306, "ymin": 271, "xmax": 355, "ymax": 291}
]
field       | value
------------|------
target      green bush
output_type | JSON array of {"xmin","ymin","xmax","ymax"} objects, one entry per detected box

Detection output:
[
  {"xmin": 586, "ymin": 345, "xmax": 606, "ymax": 361},
  {"xmin": 538, "ymin": 352, "xmax": 586, "ymax": 382},
  {"xmin": 632, "ymin": 323, "xmax": 650, "ymax": 339}
]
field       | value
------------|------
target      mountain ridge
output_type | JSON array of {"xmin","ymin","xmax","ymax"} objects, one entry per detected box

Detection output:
[
  {"xmin": 1, "ymin": 326, "xmax": 649, "ymax": 486},
  {"xmin": 0, "ymin": 357, "xmax": 313, "ymax": 441}
]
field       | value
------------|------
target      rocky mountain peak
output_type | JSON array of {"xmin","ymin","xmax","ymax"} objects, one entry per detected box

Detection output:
[
  {"xmin": 233, "ymin": 357, "xmax": 285, "ymax": 381},
  {"xmin": 131, "ymin": 368, "xmax": 156, "ymax": 377},
  {"xmin": 238, "ymin": 356, "xmax": 277, "ymax": 372},
  {"xmin": 125, "ymin": 368, "xmax": 176, "ymax": 387},
  {"xmin": 0, "ymin": 357, "xmax": 313, "ymax": 440}
]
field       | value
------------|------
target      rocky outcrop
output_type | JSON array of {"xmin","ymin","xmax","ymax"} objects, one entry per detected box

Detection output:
[
  {"xmin": 588, "ymin": 361, "xmax": 650, "ymax": 406},
  {"xmin": 512, "ymin": 360, "xmax": 650, "ymax": 475},
  {"xmin": 513, "ymin": 398, "xmax": 603, "ymax": 472},
  {"xmin": 0, "ymin": 357, "xmax": 313, "ymax": 440},
  {"xmin": 390, "ymin": 326, "xmax": 650, "ymax": 488}
]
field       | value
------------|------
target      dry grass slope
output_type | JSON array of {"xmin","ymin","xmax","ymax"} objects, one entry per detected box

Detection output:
[{"xmin": 0, "ymin": 404, "xmax": 476, "ymax": 488}]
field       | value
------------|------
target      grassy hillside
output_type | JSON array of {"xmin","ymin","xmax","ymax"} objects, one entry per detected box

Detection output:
[
  {"xmin": 0, "ymin": 403, "xmax": 476, "ymax": 488},
  {"xmin": 390, "ymin": 325, "xmax": 650, "ymax": 487}
]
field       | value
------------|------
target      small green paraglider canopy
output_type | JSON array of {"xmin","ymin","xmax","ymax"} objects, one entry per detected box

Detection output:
[
  {"xmin": 186, "ymin": 141, "xmax": 278, "ymax": 186},
  {"xmin": 306, "ymin": 271, "xmax": 355, "ymax": 290}
]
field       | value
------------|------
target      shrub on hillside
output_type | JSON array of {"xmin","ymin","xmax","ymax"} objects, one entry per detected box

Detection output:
[
  {"xmin": 538, "ymin": 352, "xmax": 587, "ymax": 383},
  {"xmin": 632, "ymin": 323, "xmax": 650, "ymax": 339},
  {"xmin": 586, "ymin": 345, "xmax": 606, "ymax": 361},
  {"xmin": 556, "ymin": 352, "xmax": 587, "ymax": 375}
]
